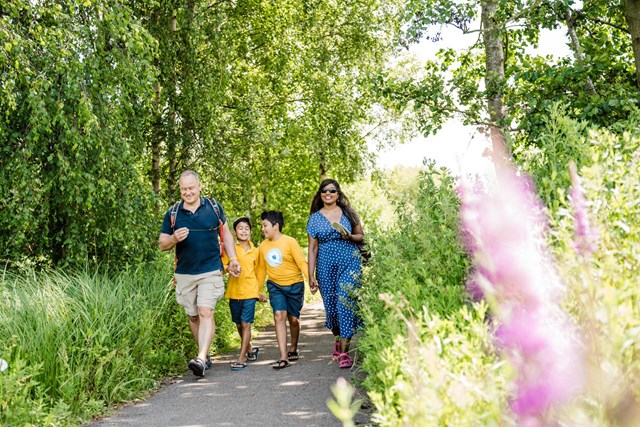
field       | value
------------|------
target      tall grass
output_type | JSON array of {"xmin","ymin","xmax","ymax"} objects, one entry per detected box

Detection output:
[{"xmin": 0, "ymin": 263, "xmax": 196, "ymax": 424}]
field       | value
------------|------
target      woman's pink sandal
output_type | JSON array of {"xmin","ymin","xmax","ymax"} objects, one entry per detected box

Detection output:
[
  {"xmin": 338, "ymin": 353, "xmax": 352, "ymax": 369},
  {"xmin": 332, "ymin": 341, "xmax": 341, "ymax": 360}
]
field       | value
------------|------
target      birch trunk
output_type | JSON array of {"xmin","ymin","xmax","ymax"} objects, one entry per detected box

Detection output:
[
  {"xmin": 624, "ymin": 0, "xmax": 640, "ymax": 88},
  {"xmin": 481, "ymin": 0, "xmax": 509, "ymax": 165}
]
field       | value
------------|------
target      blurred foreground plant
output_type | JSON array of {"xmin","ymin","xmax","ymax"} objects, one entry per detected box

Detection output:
[
  {"xmin": 327, "ymin": 377, "xmax": 362, "ymax": 427},
  {"xmin": 460, "ymin": 166, "xmax": 584, "ymax": 425}
]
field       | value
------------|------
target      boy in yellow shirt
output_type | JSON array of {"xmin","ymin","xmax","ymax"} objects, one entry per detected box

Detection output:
[
  {"xmin": 255, "ymin": 210, "xmax": 309, "ymax": 370},
  {"xmin": 222, "ymin": 217, "xmax": 267, "ymax": 371}
]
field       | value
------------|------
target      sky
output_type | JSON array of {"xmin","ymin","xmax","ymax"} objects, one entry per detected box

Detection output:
[{"xmin": 373, "ymin": 25, "xmax": 571, "ymax": 174}]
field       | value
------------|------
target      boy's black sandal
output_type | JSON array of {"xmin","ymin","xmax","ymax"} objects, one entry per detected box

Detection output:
[
  {"xmin": 287, "ymin": 351, "xmax": 299, "ymax": 361},
  {"xmin": 246, "ymin": 347, "xmax": 260, "ymax": 362},
  {"xmin": 230, "ymin": 361, "xmax": 247, "ymax": 371},
  {"xmin": 272, "ymin": 359, "xmax": 291, "ymax": 370}
]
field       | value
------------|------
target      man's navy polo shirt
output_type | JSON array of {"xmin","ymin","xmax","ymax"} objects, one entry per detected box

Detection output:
[{"xmin": 160, "ymin": 198, "xmax": 227, "ymax": 274}]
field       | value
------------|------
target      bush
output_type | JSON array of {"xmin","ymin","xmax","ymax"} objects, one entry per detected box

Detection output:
[
  {"xmin": 358, "ymin": 163, "xmax": 473, "ymax": 421},
  {"xmin": 357, "ymin": 119, "xmax": 640, "ymax": 424},
  {"xmin": 366, "ymin": 301, "xmax": 511, "ymax": 426},
  {"xmin": 548, "ymin": 127, "xmax": 640, "ymax": 424},
  {"xmin": 0, "ymin": 354, "xmax": 71, "ymax": 426}
]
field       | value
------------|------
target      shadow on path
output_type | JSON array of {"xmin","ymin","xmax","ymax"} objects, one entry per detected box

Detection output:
[{"xmin": 89, "ymin": 301, "xmax": 369, "ymax": 427}]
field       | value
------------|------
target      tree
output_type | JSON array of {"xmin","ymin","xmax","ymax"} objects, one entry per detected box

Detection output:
[
  {"xmin": 138, "ymin": 0, "xmax": 403, "ymax": 239},
  {"xmin": 0, "ymin": 1, "xmax": 158, "ymax": 267},
  {"xmin": 378, "ymin": 0, "xmax": 639, "ymax": 163}
]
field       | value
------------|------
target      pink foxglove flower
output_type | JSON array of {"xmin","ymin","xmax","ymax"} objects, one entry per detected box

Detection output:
[
  {"xmin": 460, "ymin": 166, "xmax": 583, "ymax": 424},
  {"xmin": 568, "ymin": 161, "xmax": 598, "ymax": 257}
]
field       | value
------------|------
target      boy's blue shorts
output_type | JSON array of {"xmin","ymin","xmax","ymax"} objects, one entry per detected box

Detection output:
[
  {"xmin": 229, "ymin": 298, "xmax": 258, "ymax": 324},
  {"xmin": 267, "ymin": 280, "xmax": 304, "ymax": 318}
]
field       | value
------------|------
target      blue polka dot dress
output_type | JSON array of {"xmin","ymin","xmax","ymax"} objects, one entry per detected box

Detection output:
[{"xmin": 306, "ymin": 211, "xmax": 363, "ymax": 338}]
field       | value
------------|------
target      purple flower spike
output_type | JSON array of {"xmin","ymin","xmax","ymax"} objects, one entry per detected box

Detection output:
[
  {"xmin": 459, "ymin": 165, "xmax": 584, "ymax": 423},
  {"xmin": 568, "ymin": 161, "xmax": 598, "ymax": 256}
]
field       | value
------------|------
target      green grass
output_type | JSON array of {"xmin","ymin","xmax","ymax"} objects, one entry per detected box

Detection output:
[{"xmin": 0, "ymin": 260, "xmax": 275, "ymax": 425}]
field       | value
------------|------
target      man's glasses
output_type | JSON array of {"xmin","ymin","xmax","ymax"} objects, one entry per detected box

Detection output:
[{"xmin": 321, "ymin": 188, "xmax": 338, "ymax": 194}]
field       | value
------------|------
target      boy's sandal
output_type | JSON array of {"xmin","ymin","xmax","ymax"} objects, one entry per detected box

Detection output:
[
  {"xmin": 246, "ymin": 347, "xmax": 260, "ymax": 362},
  {"xmin": 230, "ymin": 361, "xmax": 248, "ymax": 371},
  {"xmin": 338, "ymin": 353, "xmax": 353, "ymax": 369},
  {"xmin": 272, "ymin": 359, "xmax": 291, "ymax": 370},
  {"xmin": 287, "ymin": 351, "xmax": 299, "ymax": 361},
  {"xmin": 188, "ymin": 357, "xmax": 206, "ymax": 377}
]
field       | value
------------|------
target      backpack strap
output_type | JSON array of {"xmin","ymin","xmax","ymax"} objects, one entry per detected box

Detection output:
[
  {"xmin": 170, "ymin": 201, "xmax": 181, "ymax": 231},
  {"xmin": 206, "ymin": 197, "xmax": 225, "ymax": 257},
  {"xmin": 169, "ymin": 200, "xmax": 182, "ymax": 284},
  {"xmin": 206, "ymin": 198, "xmax": 221, "ymax": 224}
]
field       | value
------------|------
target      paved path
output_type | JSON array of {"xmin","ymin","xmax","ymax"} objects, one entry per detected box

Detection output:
[{"xmin": 89, "ymin": 301, "xmax": 369, "ymax": 426}]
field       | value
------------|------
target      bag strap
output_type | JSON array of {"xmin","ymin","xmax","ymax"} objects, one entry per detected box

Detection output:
[
  {"xmin": 207, "ymin": 197, "xmax": 225, "ymax": 258},
  {"xmin": 206, "ymin": 197, "xmax": 222, "ymax": 224},
  {"xmin": 170, "ymin": 201, "xmax": 181, "ymax": 231}
]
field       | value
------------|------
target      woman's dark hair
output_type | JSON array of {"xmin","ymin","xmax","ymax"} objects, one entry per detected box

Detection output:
[
  {"xmin": 233, "ymin": 217, "xmax": 251, "ymax": 231},
  {"xmin": 310, "ymin": 178, "xmax": 360, "ymax": 229},
  {"xmin": 260, "ymin": 210, "xmax": 284, "ymax": 231}
]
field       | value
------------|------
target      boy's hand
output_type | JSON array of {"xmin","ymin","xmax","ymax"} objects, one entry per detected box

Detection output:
[
  {"xmin": 228, "ymin": 259, "xmax": 242, "ymax": 277},
  {"xmin": 258, "ymin": 294, "xmax": 268, "ymax": 302},
  {"xmin": 309, "ymin": 278, "xmax": 319, "ymax": 294}
]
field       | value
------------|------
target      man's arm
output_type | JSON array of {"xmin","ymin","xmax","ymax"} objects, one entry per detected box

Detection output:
[{"xmin": 221, "ymin": 222, "xmax": 241, "ymax": 277}]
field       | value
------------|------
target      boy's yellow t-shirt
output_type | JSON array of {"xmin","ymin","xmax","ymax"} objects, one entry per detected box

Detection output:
[
  {"xmin": 256, "ymin": 235, "xmax": 309, "ymax": 286},
  {"xmin": 222, "ymin": 241, "xmax": 261, "ymax": 300}
]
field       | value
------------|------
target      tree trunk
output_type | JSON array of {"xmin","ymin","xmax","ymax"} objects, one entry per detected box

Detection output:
[
  {"xmin": 565, "ymin": 8, "xmax": 597, "ymax": 95},
  {"xmin": 624, "ymin": 0, "xmax": 640, "ymax": 88},
  {"xmin": 167, "ymin": 10, "xmax": 179, "ymax": 197},
  {"xmin": 481, "ymin": 0, "xmax": 509, "ymax": 165},
  {"xmin": 318, "ymin": 150, "xmax": 327, "ymax": 182},
  {"xmin": 152, "ymin": 80, "xmax": 162, "ymax": 197}
]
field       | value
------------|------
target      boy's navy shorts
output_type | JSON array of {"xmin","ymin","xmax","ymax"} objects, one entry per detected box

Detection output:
[
  {"xmin": 229, "ymin": 298, "xmax": 258, "ymax": 324},
  {"xmin": 267, "ymin": 280, "xmax": 304, "ymax": 318}
]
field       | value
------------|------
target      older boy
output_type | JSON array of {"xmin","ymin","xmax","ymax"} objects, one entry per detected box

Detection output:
[{"xmin": 255, "ymin": 211, "xmax": 309, "ymax": 369}]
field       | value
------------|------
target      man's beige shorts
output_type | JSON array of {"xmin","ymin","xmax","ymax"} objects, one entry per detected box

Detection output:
[{"xmin": 174, "ymin": 270, "xmax": 224, "ymax": 316}]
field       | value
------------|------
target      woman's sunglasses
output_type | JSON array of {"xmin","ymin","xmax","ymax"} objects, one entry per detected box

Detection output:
[{"xmin": 321, "ymin": 188, "xmax": 338, "ymax": 194}]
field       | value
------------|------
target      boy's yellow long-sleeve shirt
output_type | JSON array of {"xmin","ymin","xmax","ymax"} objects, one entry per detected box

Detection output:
[
  {"xmin": 255, "ymin": 235, "xmax": 309, "ymax": 286},
  {"xmin": 222, "ymin": 241, "xmax": 261, "ymax": 299}
]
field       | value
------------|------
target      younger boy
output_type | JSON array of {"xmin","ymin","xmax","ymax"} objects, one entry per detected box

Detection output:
[
  {"xmin": 222, "ymin": 217, "xmax": 268, "ymax": 371},
  {"xmin": 255, "ymin": 211, "xmax": 309, "ymax": 370}
]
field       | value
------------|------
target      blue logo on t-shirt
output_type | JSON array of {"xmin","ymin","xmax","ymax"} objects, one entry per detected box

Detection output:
[{"xmin": 266, "ymin": 248, "xmax": 283, "ymax": 267}]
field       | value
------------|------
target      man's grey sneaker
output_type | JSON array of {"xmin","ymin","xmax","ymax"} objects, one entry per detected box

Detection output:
[
  {"xmin": 188, "ymin": 357, "xmax": 206, "ymax": 377},
  {"xmin": 205, "ymin": 354, "xmax": 212, "ymax": 369}
]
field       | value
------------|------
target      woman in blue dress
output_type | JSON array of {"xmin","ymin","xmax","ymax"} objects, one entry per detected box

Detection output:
[{"xmin": 307, "ymin": 178, "xmax": 364, "ymax": 369}]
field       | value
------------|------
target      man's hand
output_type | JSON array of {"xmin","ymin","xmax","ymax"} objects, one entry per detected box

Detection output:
[
  {"xmin": 228, "ymin": 259, "xmax": 242, "ymax": 277},
  {"xmin": 173, "ymin": 227, "xmax": 189, "ymax": 242},
  {"xmin": 258, "ymin": 293, "xmax": 268, "ymax": 302}
]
